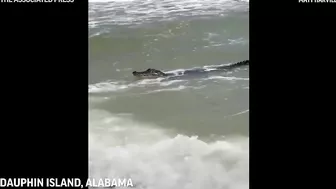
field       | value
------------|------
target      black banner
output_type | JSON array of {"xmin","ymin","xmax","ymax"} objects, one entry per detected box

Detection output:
[{"xmin": 0, "ymin": 1, "xmax": 88, "ymax": 187}]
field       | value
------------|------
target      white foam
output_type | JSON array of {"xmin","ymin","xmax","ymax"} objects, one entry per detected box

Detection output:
[
  {"xmin": 88, "ymin": 78, "xmax": 187, "ymax": 94},
  {"xmin": 88, "ymin": 75, "xmax": 248, "ymax": 94},
  {"xmin": 228, "ymin": 38, "xmax": 248, "ymax": 45},
  {"xmin": 89, "ymin": 109, "xmax": 249, "ymax": 189},
  {"xmin": 89, "ymin": 0, "xmax": 249, "ymax": 30},
  {"xmin": 145, "ymin": 85, "xmax": 206, "ymax": 94},
  {"xmin": 89, "ymin": 81, "xmax": 130, "ymax": 93}
]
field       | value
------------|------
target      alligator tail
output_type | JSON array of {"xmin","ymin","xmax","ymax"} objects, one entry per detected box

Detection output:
[{"xmin": 231, "ymin": 60, "xmax": 249, "ymax": 67}]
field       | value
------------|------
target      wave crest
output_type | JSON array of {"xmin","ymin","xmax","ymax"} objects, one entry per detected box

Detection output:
[{"xmin": 89, "ymin": 109, "xmax": 249, "ymax": 189}]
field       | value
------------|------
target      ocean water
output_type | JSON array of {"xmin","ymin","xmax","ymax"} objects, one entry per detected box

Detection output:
[{"xmin": 89, "ymin": 0, "xmax": 249, "ymax": 188}]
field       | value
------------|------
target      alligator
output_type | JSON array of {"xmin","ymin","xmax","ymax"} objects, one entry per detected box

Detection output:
[{"xmin": 132, "ymin": 60, "xmax": 249, "ymax": 79}]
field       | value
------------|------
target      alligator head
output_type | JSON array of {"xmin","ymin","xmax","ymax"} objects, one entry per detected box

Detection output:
[{"xmin": 132, "ymin": 68, "xmax": 167, "ymax": 79}]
